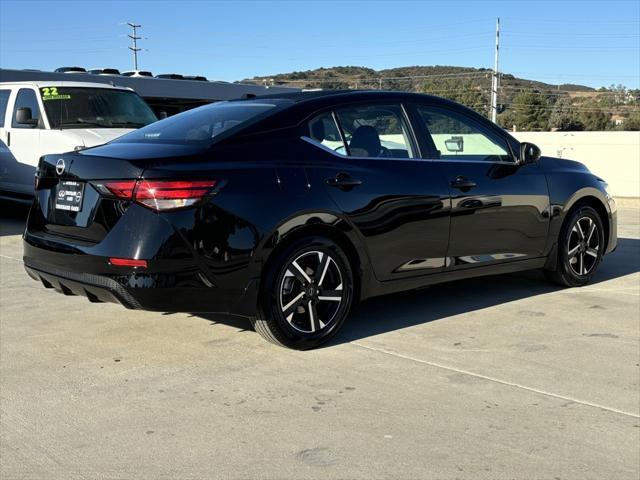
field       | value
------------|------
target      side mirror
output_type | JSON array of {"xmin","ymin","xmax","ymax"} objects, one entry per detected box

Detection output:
[
  {"xmin": 16, "ymin": 107, "xmax": 38, "ymax": 127},
  {"xmin": 519, "ymin": 142, "xmax": 541, "ymax": 164},
  {"xmin": 445, "ymin": 136, "xmax": 464, "ymax": 153}
]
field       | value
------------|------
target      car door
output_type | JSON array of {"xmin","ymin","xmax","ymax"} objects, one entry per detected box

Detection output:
[
  {"xmin": 411, "ymin": 103, "xmax": 550, "ymax": 269},
  {"xmin": 0, "ymin": 88, "xmax": 43, "ymax": 196},
  {"xmin": 306, "ymin": 102, "xmax": 451, "ymax": 281}
]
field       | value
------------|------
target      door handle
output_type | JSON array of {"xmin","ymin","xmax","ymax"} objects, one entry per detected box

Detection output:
[
  {"xmin": 450, "ymin": 175, "xmax": 477, "ymax": 190},
  {"xmin": 326, "ymin": 172, "xmax": 362, "ymax": 190}
]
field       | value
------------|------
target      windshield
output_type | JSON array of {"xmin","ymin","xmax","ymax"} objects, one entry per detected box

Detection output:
[
  {"xmin": 40, "ymin": 87, "xmax": 157, "ymax": 129},
  {"xmin": 114, "ymin": 100, "xmax": 288, "ymax": 146}
]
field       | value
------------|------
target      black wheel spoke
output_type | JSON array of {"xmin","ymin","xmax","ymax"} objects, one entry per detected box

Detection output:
[
  {"xmin": 318, "ymin": 289, "xmax": 342, "ymax": 301},
  {"xmin": 307, "ymin": 300, "xmax": 320, "ymax": 332},
  {"xmin": 315, "ymin": 252, "xmax": 330, "ymax": 285},
  {"xmin": 288, "ymin": 260, "xmax": 311, "ymax": 284},
  {"xmin": 282, "ymin": 292, "xmax": 305, "ymax": 319},
  {"xmin": 567, "ymin": 244, "xmax": 580, "ymax": 259},
  {"xmin": 586, "ymin": 220, "xmax": 596, "ymax": 244}
]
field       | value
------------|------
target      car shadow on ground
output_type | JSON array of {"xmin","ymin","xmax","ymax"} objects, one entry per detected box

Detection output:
[
  {"xmin": 0, "ymin": 201, "xmax": 30, "ymax": 237},
  {"xmin": 196, "ymin": 237, "xmax": 639, "ymax": 347},
  {"xmin": 327, "ymin": 237, "xmax": 640, "ymax": 347}
]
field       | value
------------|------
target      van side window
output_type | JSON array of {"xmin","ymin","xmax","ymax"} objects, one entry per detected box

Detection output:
[
  {"xmin": 12, "ymin": 89, "xmax": 41, "ymax": 129},
  {"xmin": 0, "ymin": 90, "xmax": 11, "ymax": 128}
]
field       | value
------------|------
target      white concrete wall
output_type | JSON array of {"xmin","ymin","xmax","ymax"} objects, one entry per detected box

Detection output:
[{"xmin": 513, "ymin": 131, "xmax": 640, "ymax": 198}]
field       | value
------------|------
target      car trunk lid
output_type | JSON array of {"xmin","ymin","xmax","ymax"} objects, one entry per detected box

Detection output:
[{"xmin": 33, "ymin": 143, "xmax": 210, "ymax": 242}]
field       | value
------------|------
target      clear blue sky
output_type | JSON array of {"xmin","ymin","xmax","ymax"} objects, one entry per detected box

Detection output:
[{"xmin": 1, "ymin": 0, "xmax": 638, "ymax": 88}]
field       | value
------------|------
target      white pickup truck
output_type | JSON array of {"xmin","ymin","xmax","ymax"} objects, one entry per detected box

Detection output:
[{"xmin": 0, "ymin": 81, "xmax": 157, "ymax": 202}]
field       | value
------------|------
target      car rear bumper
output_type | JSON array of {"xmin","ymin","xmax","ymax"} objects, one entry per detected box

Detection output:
[
  {"xmin": 22, "ymin": 239, "xmax": 259, "ymax": 316},
  {"xmin": 25, "ymin": 262, "xmax": 144, "ymax": 308}
]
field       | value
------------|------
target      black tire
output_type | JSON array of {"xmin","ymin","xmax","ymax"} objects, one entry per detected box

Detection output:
[
  {"xmin": 545, "ymin": 205, "xmax": 605, "ymax": 287},
  {"xmin": 252, "ymin": 236, "xmax": 354, "ymax": 350}
]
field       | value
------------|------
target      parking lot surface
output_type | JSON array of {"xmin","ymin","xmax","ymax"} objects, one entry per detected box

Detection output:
[{"xmin": 1, "ymin": 203, "xmax": 639, "ymax": 479}]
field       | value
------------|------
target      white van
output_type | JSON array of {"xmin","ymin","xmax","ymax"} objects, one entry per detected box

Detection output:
[{"xmin": 0, "ymin": 81, "xmax": 157, "ymax": 201}]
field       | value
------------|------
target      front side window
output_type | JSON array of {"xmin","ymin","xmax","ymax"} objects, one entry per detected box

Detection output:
[
  {"xmin": 116, "ymin": 100, "xmax": 289, "ymax": 146},
  {"xmin": 417, "ymin": 106, "xmax": 512, "ymax": 162},
  {"xmin": 12, "ymin": 89, "xmax": 41, "ymax": 128},
  {"xmin": 40, "ymin": 87, "xmax": 157, "ymax": 129},
  {"xmin": 336, "ymin": 104, "xmax": 415, "ymax": 159},
  {"xmin": 0, "ymin": 89, "xmax": 10, "ymax": 127}
]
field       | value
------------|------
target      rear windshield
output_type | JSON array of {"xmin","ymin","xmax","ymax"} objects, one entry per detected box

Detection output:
[{"xmin": 114, "ymin": 100, "xmax": 288, "ymax": 146}]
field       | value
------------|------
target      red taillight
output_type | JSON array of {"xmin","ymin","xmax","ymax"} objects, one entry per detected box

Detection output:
[
  {"xmin": 101, "ymin": 179, "xmax": 216, "ymax": 211},
  {"xmin": 109, "ymin": 257, "xmax": 148, "ymax": 268},
  {"xmin": 104, "ymin": 181, "xmax": 137, "ymax": 199}
]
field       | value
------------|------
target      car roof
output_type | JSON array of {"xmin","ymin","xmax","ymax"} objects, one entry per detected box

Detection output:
[
  {"xmin": 0, "ymin": 80, "xmax": 133, "ymax": 90},
  {"xmin": 230, "ymin": 89, "xmax": 513, "ymax": 144},
  {"xmin": 237, "ymin": 90, "xmax": 468, "ymax": 120},
  {"xmin": 251, "ymin": 89, "xmax": 448, "ymax": 105}
]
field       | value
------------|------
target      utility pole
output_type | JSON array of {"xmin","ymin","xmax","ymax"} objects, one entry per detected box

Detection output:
[
  {"xmin": 490, "ymin": 17, "xmax": 500, "ymax": 123},
  {"xmin": 127, "ymin": 22, "xmax": 142, "ymax": 71}
]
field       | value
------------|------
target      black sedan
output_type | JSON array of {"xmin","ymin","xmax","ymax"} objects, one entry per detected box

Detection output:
[{"xmin": 23, "ymin": 91, "xmax": 617, "ymax": 349}]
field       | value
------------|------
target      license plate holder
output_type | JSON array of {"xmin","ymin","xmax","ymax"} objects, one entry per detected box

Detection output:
[{"xmin": 55, "ymin": 180, "xmax": 85, "ymax": 212}]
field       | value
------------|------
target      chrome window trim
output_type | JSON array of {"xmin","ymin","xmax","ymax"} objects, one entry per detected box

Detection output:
[
  {"xmin": 300, "ymin": 137, "xmax": 521, "ymax": 166},
  {"xmin": 300, "ymin": 136, "xmax": 429, "ymax": 163}
]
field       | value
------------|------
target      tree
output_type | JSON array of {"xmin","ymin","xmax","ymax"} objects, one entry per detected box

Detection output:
[
  {"xmin": 497, "ymin": 110, "xmax": 517, "ymax": 131},
  {"xmin": 579, "ymin": 108, "xmax": 609, "ymax": 131},
  {"xmin": 511, "ymin": 89, "xmax": 550, "ymax": 131},
  {"xmin": 421, "ymin": 79, "xmax": 489, "ymax": 115},
  {"xmin": 548, "ymin": 97, "xmax": 584, "ymax": 131},
  {"xmin": 620, "ymin": 111, "xmax": 640, "ymax": 131}
]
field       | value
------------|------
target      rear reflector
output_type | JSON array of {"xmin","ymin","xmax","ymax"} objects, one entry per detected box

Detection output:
[
  {"xmin": 100, "ymin": 179, "xmax": 217, "ymax": 211},
  {"xmin": 109, "ymin": 257, "xmax": 148, "ymax": 268}
]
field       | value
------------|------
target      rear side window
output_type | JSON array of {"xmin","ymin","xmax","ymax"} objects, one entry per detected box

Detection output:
[
  {"xmin": 335, "ymin": 104, "xmax": 415, "ymax": 159},
  {"xmin": 115, "ymin": 100, "xmax": 287, "ymax": 145},
  {"xmin": 308, "ymin": 113, "xmax": 345, "ymax": 153},
  {"xmin": 0, "ymin": 90, "xmax": 10, "ymax": 127},
  {"xmin": 12, "ymin": 88, "xmax": 41, "ymax": 128}
]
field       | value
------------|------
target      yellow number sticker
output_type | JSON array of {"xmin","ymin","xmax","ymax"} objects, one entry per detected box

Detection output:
[{"xmin": 41, "ymin": 87, "xmax": 70, "ymax": 101}]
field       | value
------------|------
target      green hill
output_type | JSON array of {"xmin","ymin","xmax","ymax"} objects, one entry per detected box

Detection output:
[{"xmin": 242, "ymin": 66, "xmax": 639, "ymax": 131}]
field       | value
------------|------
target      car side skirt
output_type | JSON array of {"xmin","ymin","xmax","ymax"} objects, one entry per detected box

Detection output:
[{"xmin": 362, "ymin": 257, "xmax": 548, "ymax": 300}]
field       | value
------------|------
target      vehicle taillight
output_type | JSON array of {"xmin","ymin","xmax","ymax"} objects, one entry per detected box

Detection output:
[
  {"xmin": 100, "ymin": 179, "xmax": 217, "ymax": 211},
  {"xmin": 104, "ymin": 181, "xmax": 137, "ymax": 199},
  {"xmin": 135, "ymin": 180, "xmax": 217, "ymax": 210}
]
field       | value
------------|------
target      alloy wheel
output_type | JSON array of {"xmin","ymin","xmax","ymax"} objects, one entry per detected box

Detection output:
[
  {"xmin": 567, "ymin": 216, "xmax": 600, "ymax": 276},
  {"xmin": 279, "ymin": 250, "xmax": 344, "ymax": 333}
]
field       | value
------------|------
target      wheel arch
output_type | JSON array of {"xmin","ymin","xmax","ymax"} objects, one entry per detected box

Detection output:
[
  {"xmin": 562, "ymin": 189, "xmax": 611, "ymax": 253},
  {"xmin": 255, "ymin": 212, "xmax": 371, "ymax": 306}
]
